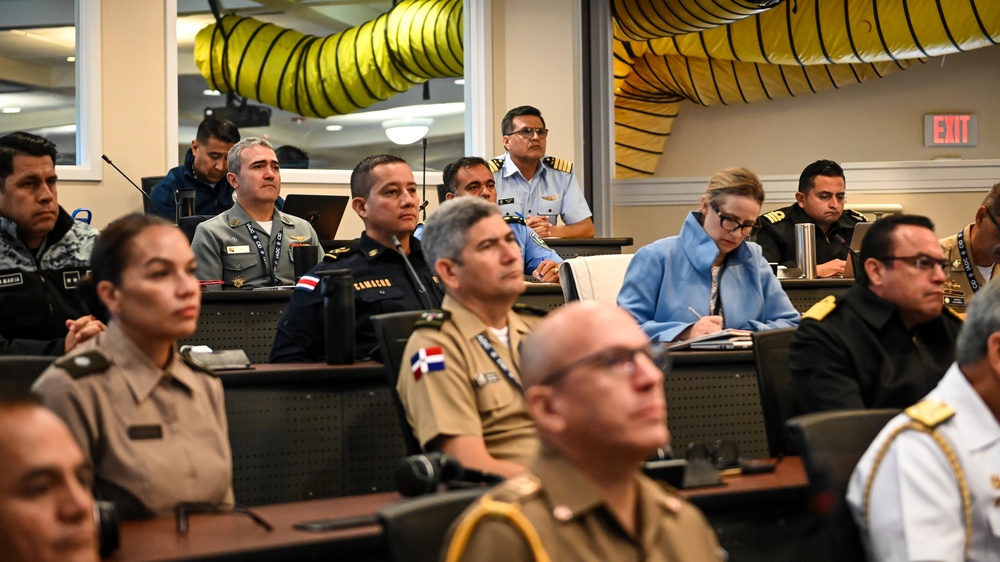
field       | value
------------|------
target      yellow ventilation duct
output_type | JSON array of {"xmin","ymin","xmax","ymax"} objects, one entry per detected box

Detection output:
[
  {"xmin": 612, "ymin": 0, "xmax": 780, "ymax": 40},
  {"xmin": 194, "ymin": 0, "xmax": 463, "ymax": 118},
  {"xmin": 614, "ymin": 0, "xmax": 1000, "ymax": 176}
]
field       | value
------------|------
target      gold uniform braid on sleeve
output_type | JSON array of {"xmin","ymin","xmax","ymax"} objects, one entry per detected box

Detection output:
[{"xmin": 444, "ymin": 496, "xmax": 552, "ymax": 562}]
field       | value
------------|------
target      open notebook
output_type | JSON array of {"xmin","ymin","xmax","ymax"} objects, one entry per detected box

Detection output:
[{"xmin": 665, "ymin": 329, "xmax": 753, "ymax": 351}]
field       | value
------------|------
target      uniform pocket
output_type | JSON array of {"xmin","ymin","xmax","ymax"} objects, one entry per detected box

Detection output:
[
  {"xmin": 356, "ymin": 285, "xmax": 403, "ymax": 303},
  {"xmin": 475, "ymin": 378, "xmax": 515, "ymax": 412},
  {"xmin": 222, "ymin": 254, "xmax": 260, "ymax": 274}
]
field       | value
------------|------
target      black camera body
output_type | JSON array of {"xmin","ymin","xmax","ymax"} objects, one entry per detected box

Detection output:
[{"xmin": 94, "ymin": 500, "xmax": 120, "ymax": 556}]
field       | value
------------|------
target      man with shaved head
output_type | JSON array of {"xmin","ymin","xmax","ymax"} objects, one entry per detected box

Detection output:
[
  {"xmin": 443, "ymin": 301, "xmax": 724, "ymax": 561},
  {"xmin": 0, "ymin": 396, "xmax": 99, "ymax": 562}
]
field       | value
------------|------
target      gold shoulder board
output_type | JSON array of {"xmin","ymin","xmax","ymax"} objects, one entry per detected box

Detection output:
[
  {"xmin": 542, "ymin": 156, "xmax": 573, "ymax": 174},
  {"xmin": 802, "ymin": 295, "xmax": 837, "ymax": 321},
  {"xmin": 906, "ymin": 399, "xmax": 956, "ymax": 428},
  {"xmin": 488, "ymin": 158, "xmax": 504, "ymax": 173},
  {"xmin": 763, "ymin": 210, "xmax": 786, "ymax": 224}
]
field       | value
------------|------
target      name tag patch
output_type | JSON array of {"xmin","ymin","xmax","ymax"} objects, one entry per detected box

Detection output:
[
  {"xmin": 475, "ymin": 372, "xmax": 500, "ymax": 387},
  {"xmin": 63, "ymin": 270, "xmax": 82, "ymax": 290},
  {"xmin": 226, "ymin": 245, "xmax": 251, "ymax": 254},
  {"xmin": 498, "ymin": 198, "xmax": 515, "ymax": 206},
  {"xmin": 127, "ymin": 425, "xmax": 163, "ymax": 440},
  {"xmin": 0, "ymin": 273, "xmax": 23, "ymax": 288}
]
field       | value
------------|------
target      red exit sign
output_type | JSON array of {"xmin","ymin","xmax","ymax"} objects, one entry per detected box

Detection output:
[{"xmin": 924, "ymin": 114, "xmax": 977, "ymax": 147}]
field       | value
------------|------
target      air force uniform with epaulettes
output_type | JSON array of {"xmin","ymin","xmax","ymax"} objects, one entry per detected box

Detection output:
[
  {"xmin": 30, "ymin": 322, "xmax": 234, "ymax": 519},
  {"xmin": 848, "ymin": 366, "xmax": 1000, "ymax": 562},
  {"xmin": 396, "ymin": 296, "xmax": 541, "ymax": 465},
  {"xmin": 789, "ymin": 285, "xmax": 963, "ymax": 413},
  {"xmin": 939, "ymin": 223, "xmax": 999, "ymax": 314},
  {"xmin": 490, "ymin": 154, "xmax": 592, "ymax": 226},
  {"xmin": 268, "ymin": 232, "xmax": 444, "ymax": 363},
  {"xmin": 413, "ymin": 215, "xmax": 563, "ymax": 275},
  {"xmin": 191, "ymin": 202, "xmax": 323, "ymax": 289},
  {"xmin": 443, "ymin": 446, "xmax": 726, "ymax": 562},
  {"xmin": 754, "ymin": 203, "xmax": 868, "ymax": 268}
]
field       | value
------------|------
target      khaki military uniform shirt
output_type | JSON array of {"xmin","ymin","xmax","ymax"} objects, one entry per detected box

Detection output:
[
  {"xmin": 397, "ymin": 295, "xmax": 540, "ymax": 466},
  {"xmin": 444, "ymin": 446, "xmax": 726, "ymax": 562},
  {"xmin": 940, "ymin": 223, "xmax": 999, "ymax": 313},
  {"xmin": 31, "ymin": 321, "xmax": 234, "ymax": 519}
]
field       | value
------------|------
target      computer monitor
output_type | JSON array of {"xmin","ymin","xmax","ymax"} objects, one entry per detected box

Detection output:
[{"xmin": 281, "ymin": 194, "xmax": 350, "ymax": 242}]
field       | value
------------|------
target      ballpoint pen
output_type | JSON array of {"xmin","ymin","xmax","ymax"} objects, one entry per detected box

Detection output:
[{"xmin": 687, "ymin": 307, "xmax": 702, "ymax": 319}]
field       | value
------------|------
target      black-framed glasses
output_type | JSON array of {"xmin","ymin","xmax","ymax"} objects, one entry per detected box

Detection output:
[
  {"xmin": 985, "ymin": 208, "xmax": 1000, "ymax": 240},
  {"xmin": 875, "ymin": 254, "xmax": 949, "ymax": 272},
  {"xmin": 505, "ymin": 127, "xmax": 549, "ymax": 139},
  {"xmin": 538, "ymin": 344, "xmax": 670, "ymax": 386},
  {"xmin": 709, "ymin": 200, "xmax": 760, "ymax": 236},
  {"xmin": 175, "ymin": 502, "xmax": 273, "ymax": 534}
]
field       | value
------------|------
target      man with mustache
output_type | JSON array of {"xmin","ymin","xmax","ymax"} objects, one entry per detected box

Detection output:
[
  {"xmin": 938, "ymin": 182, "xmax": 1000, "ymax": 314},
  {"xmin": 397, "ymin": 197, "xmax": 543, "ymax": 477},
  {"xmin": 791, "ymin": 214, "xmax": 964, "ymax": 413},
  {"xmin": 442, "ymin": 301, "xmax": 724, "ymax": 561},
  {"xmin": 270, "ymin": 154, "xmax": 444, "ymax": 362},
  {"xmin": 191, "ymin": 137, "xmax": 322, "ymax": 289},
  {"xmin": 755, "ymin": 159, "xmax": 868, "ymax": 278},
  {"xmin": 0, "ymin": 132, "xmax": 103, "ymax": 355}
]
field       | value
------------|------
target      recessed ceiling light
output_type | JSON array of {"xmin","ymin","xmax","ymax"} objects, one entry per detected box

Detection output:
[
  {"xmin": 2, "ymin": 107, "xmax": 22, "ymax": 114},
  {"xmin": 325, "ymin": 124, "xmax": 343, "ymax": 132},
  {"xmin": 203, "ymin": 89, "xmax": 222, "ymax": 96}
]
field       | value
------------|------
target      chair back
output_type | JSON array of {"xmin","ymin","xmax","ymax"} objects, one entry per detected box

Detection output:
[
  {"xmin": 140, "ymin": 176, "xmax": 164, "ymax": 214},
  {"xmin": 558, "ymin": 253, "xmax": 634, "ymax": 301},
  {"xmin": 786, "ymin": 408, "xmax": 899, "ymax": 562},
  {"xmin": 0, "ymin": 355, "xmax": 56, "ymax": 396},
  {"xmin": 378, "ymin": 487, "xmax": 487, "ymax": 562},
  {"xmin": 751, "ymin": 327, "xmax": 797, "ymax": 456},
  {"xmin": 372, "ymin": 311, "xmax": 426, "ymax": 455}
]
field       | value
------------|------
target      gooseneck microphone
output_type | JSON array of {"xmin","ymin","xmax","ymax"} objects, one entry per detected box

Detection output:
[
  {"xmin": 833, "ymin": 233, "xmax": 862, "ymax": 278},
  {"xmin": 420, "ymin": 137, "xmax": 428, "ymax": 221},
  {"xmin": 101, "ymin": 154, "xmax": 152, "ymax": 203},
  {"xmin": 391, "ymin": 234, "xmax": 434, "ymax": 310}
]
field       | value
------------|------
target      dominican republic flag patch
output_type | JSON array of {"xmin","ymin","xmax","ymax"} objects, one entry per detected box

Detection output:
[
  {"xmin": 410, "ymin": 347, "xmax": 445, "ymax": 380},
  {"xmin": 295, "ymin": 275, "xmax": 320, "ymax": 292}
]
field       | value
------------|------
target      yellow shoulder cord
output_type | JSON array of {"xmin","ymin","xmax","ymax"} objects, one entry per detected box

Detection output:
[
  {"xmin": 862, "ymin": 422, "xmax": 972, "ymax": 559},
  {"xmin": 444, "ymin": 496, "xmax": 553, "ymax": 562}
]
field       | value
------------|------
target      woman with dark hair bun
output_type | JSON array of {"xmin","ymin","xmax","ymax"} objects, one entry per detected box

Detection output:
[{"xmin": 32, "ymin": 213, "xmax": 233, "ymax": 519}]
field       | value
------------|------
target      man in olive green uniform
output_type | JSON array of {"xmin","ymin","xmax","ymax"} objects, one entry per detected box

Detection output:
[
  {"xmin": 397, "ymin": 197, "xmax": 541, "ymax": 478},
  {"xmin": 938, "ymin": 182, "xmax": 1000, "ymax": 314},
  {"xmin": 443, "ymin": 301, "xmax": 725, "ymax": 561}
]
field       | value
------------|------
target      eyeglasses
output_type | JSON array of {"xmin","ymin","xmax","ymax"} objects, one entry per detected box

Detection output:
[
  {"xmin": 175, "ymin": 502, "xmax": 273, "ymax": 535},
  {"xmin": 709, "ymin": 200, "xmax": 760, "ymax": 236},
  {"xmin": 985, "ymin": 208, "xmax": 1000, "ymax": 240},
  {"xmin": 538, "ymin": 344, "xmax": 670, "ymax": 386},
  {"xmin": 876, "ymin": 255, "xmax": 949, "ymax": 272},
  {"xmin": 505, "ymin": 127, "xmax": 549, "ymax": 140}
]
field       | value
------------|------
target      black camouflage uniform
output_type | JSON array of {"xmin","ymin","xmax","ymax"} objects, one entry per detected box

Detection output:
[{"xmin": 269, "ymin": 232, "xmax": 444, "ymax": 363}]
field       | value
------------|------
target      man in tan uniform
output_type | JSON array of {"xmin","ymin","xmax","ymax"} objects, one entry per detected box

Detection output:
[
  {"xmin": 397, "ymin": 197, "xmax": 541, "ymax": 478},
  {"xmin": 443, "ymin": 301, "xmax": 725, "ymax": 561},
  {"xmin": 939, "ymin": 182, "xmax": 1000, "ymax": 314}
]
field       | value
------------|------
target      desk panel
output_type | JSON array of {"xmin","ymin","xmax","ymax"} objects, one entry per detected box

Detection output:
[
  {"xmin": 545, "ymin": 237, "xmax": 633, "ymax": 259},
  {"xmin": 780, "ymin": 278, "xmax": 852, "ymax": 313}
]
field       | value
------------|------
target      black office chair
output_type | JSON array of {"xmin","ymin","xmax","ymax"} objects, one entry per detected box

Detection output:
[
  {"xmin": 140, "ymin": 176, "xmax": 164, "ymax": 214},
  {"xmin": 786, "ymin": 409, "xmax": 899, "ymax": 562},
  {"xmin": 372, "ymin": 311, "xmax": 426, "ymax": 456},
  {"xmin": 378, "ymin": 487, "xmax": 487, "ymax": 562},
  {"xmin": 0, "ymin": 355, "xmax": 56, "ymax": 396},
  {"xmin": 751, "ymin": 327, "xmax": 798, "ymax": 457}
]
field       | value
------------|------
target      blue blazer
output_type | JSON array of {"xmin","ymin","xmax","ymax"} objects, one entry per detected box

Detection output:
[{"xmin": 617, "ymin": 212, "xmax": 800, "ymax": 342}]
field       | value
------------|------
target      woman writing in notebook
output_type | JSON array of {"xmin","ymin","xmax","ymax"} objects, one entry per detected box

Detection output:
[{"xmin": 617, "ymin": 167, "xmax": 800, "ymax": 342}]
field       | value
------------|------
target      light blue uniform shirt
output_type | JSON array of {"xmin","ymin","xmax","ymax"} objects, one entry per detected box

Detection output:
[
  {"xmin": 492, "ymin": 153, "xmax": 592, "ymax": 226},
  {"xmin": 413, "ymin": 216, "xmax": 562, "ymax": 275}
]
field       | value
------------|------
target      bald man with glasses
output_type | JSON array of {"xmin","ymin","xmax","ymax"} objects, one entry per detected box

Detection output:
[
  {"xmin": 938, "ymin": 182, "xmax": 1000, "ymax": 315},
  {"xmin": 489, "ymin": 105, "xmax": 594, "ymax": 239},
  {"xmin": 791, "ymin": 214, "xmax": 964, "ymax": 413}
]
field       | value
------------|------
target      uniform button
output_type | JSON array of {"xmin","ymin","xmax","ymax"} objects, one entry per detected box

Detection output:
[
  {"xmin": 379, "ymin": 290, "xmax": 385, "ymax": 295},
  {"xmin": 552, "ymin": 505, "xmax": 572, "ymax": 521},
  {"xmin": 237, "ymin": 264, "xmax": 243, "ymax": 269}
]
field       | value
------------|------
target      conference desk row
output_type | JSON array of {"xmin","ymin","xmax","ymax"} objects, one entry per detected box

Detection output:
[
  {"xmin": 109, "ymin": 457, "xmax": 815, "ymax": 562},
  {"xmin": 185, "ymin": 279, "xmax": 853, "ymax": 364}
]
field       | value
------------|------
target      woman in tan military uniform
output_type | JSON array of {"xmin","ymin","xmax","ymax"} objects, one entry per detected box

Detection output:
[{"xmin": 33, "ymin": 214, "xmax": 233, "ymax": 519}]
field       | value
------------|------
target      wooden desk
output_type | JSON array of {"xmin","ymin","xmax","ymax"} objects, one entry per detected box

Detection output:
[
  {"xmin": 110, "ymin": 460, "xmax": 809, "ymax": 562},
  {"xmin": 545, "ymin": 237, "xmax": 633, "ymax": 259},
  {"xmin": 519, "ymin": 282, "xmax": 565, "ymax": 310}
]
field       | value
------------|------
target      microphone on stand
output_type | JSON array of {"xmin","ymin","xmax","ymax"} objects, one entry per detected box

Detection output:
[
  {"xmin": 420, "ymin": 137, "xmax": 428, "ymax": 221},
  {"xmin": 391, "ymin": 234, "xmax": 434, "ymax": 310},
  {"xmin": 833, "ymin": 233, "xmax": 862, "ymax": 280},
  {"xmin": 101, "ymin": 155, "xmax": 152, "ymax": 203}
]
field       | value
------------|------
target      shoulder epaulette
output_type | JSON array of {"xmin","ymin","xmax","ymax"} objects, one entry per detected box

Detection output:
[
  {"xmin": 542, "ymin": 156, "xmax": 572, "ymax": 174},
  {"xmin": 503, "ymin": 215, "xmax": 526, "ymax": 226},
  {"xmin": 844, "ymin": 208, "xmax": 869, "ymax": 223},
  {"xmin": 414, "ymin": 309, "xmax": 451, "ymax": 330},
  {"xmin": 906, "ymin": 399, "xmax": 955, "ymax": 428},
  {"xmin": 513, "ymin": 303, "xmax": 548, "ymax": 317},
  {"xmin": 323, "ymin": 246, "xmax": 357, "ymax": 262},
  {"xmin": 488, "ymin": 158, "xmax": 504, "ymax": 173},
  {"xmin": 443, "ymin": 476, "xmax": 551, "ymax": 561},
  {"xmin": 56, "ymin": 350, "xmax": 111, "ymax": 379},
  {"xmin": 802, "ymin": 295, "xmax": 837, "ymax": 321},
  {"xmin": 762, "ymin": 210, "xmax": 786, "ymax": 224}
]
